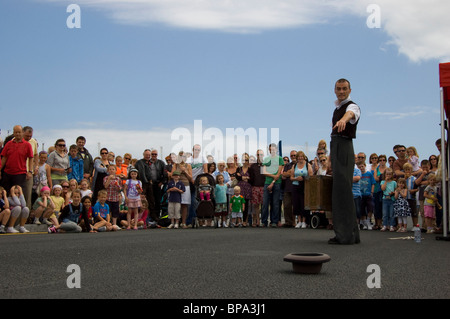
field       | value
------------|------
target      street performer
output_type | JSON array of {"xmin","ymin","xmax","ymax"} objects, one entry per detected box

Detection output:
[{"xmin": 328, "ymin": 78, "xmax": 361, "ymax": 245}]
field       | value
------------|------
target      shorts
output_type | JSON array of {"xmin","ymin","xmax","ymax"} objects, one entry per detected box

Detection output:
[
  {"xmin": 424, "ymin": 205, "xmax": 435, "ymax": 219},
  {"xmin": 168, "ymin": 202, "xmax": 181, "ymax": 219},
  {"xmin": 231, "ymin": 212, "xmax": 243, "ymax": 219},
  {"xmin": 407, "ymin": 199, "xmax": 418, "ymax": 218},
  {"xmin": 251, "ymin": 186, "xmax": 264, "ymax": 205},
  {"xmin": 215, "ymin": 203, "xmax": 227, "ymax": 217},
  {"xmin": 127, "ymin": 198, "xmax": 142, "ymax": 209},
  {"xmin": 106, "ymin": 201, "xmax": 120, "ymax": 218}
]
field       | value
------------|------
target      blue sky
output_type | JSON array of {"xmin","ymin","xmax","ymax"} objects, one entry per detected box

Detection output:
[{"xmin": 1, "ymin": 0, "xmax": 448, "ymax": 162}]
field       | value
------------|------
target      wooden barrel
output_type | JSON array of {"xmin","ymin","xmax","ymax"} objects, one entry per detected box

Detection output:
[{"xmin": 304, "ymin": 175, "xmax": 332, "ymax": 211}]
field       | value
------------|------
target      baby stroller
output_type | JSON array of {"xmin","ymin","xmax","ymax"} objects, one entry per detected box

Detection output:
[
  {"xmin": 192, "ymin": 173, "xmax": 216, "ymax": 228},
  {"xmin": 157, "ymin": 185, "xmax": 171, "ymax": 228},
  {"xmin": 309, "ymin": 211, "xmax": 329, "ymax": 229}
]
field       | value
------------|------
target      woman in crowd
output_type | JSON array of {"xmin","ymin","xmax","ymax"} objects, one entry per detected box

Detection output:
[
  {"xmin": 290, "ymin": 151, "xmax": 313, "ymax": 229},
  {"xmin": 369, "ymin": 153, "xmax": 379, "ymax": 173},
  {"xmin": 171, "ymin": 151, "xmax": 193, "ymax": 229},
  {"xmin": 236, "ymin": 153, "xmax": 252, "ymax": 226},
  {"xmin": 373, "ymin": 154, "xmax": 388, "ymax": 230},
  {"xmin": 207, "ymin": 162, "xmax": 217, "ymax": 176},
  {"xmin": 47, "ymin": 139, "xmax": 70, "ymax": 186},
  {"xmin": 429, "ymin": 154, "xmax": 439, "ymax": 174},
  {"xmin": 91, "ymin": 148, "xmax": 109, "ymax": 204}
]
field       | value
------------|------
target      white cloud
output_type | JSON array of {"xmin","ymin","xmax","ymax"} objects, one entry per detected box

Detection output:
[
  {"xmin": 369, "ymin": 106, "xmax": 439, "ymax": 120},
  {"xmin": 369, "ymin": 0, "xmax": 450, "ymax": 62},
  {"xmin": 369, "ymin": 111, "xmax": 426, "ymax": 120},
  {"xmin": 44, "ymin": 0, "xmax": 450, "ymax": 61}
]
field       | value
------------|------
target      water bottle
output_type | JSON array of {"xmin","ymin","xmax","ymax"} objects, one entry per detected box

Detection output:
[{"xmin": 413, "ymin": 224, "xmax": 421, "ymax": 243}]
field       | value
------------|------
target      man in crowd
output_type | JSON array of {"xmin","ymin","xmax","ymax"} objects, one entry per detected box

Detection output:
[
  {"xmin": 0, "ymin": 125, "xmax": 34, "ymax": 193},
  {"xmin": 76, "ymin": 136, "xmax": 94, "ymax": 180}
]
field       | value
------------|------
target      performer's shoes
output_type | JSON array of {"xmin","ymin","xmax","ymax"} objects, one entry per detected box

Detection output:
[
  {"xmin": 328, "ymin": 237, "xmax": 340, "ymax": 244},
  {"xmin": 328, "ymin": 236, "xmax": 360, "ymax": 245}
]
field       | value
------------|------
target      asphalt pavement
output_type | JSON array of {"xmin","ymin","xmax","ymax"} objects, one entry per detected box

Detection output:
[{"xmin": 1, "ymin": 225, "xmax": 449, "ymax": 302}]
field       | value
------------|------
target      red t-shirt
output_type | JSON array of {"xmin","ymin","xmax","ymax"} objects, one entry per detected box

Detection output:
[{"xmin": 1, "ymin": 139, "xmax": 34, "ymax": 175}]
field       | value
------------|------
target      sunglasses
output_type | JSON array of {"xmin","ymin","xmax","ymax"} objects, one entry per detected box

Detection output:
[{"xmin": 57, "ymin": 144, "xmax": 66, "ymax": 147}]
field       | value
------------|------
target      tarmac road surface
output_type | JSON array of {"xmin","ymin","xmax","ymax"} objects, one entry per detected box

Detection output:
[{"xmin": 1, "ymin": 226, "xmax": 449, "ymax": 301}]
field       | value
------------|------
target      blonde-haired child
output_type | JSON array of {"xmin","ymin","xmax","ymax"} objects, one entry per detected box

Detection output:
[
  {"xmin": 31, "ymin": 186, "xmax": 55, "ymax": 226},
  {"xmin": 407, "ymin": 146, "xmax": 422, "ymax": 176},
  {"xmin": 380, "ymin": 167, "xmax": 397, "ymax": 232},
  {"xmin": 198, "ymin": 176, "xmax": 213, "ymax": 201},
  {"xmin": 317, "ymin": 139, "xmax": 328, "ymax": 156},
  {"xmin": 0, "ymin": 186, "xmax": 11, "ymax": 234},
  {"xmin": 79, "ymin": 178, "xmax": 93, "ymax": 198},
  {"xmin": 229, "ymin": 186, "xmax": 245, "ymax": 228},
  {"xmin": 393, "ymin": 178, "xmax": 411, "ymax": 232},
  {"xmin": 423, "ymin": 174, "xmax": 439, "ymax": 233}
]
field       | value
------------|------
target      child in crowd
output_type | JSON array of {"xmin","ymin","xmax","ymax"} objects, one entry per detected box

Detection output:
[
  {"xmin": 407, "ymin": 146, "xmax": 422, "ymax": 176},
  {"xmin": 60, "ymin": 180, "xmax": 71, "ymax": 207},
  {"xmin": 214, "ymin": 174, "xmax": 228, "ymax": 228},
  {"xmin": 166, "ymin": 171, "xmax": 185, "ymax": 229},
  {"xmin": 92, "ymin": 189, "xmax": 114, "ymax": 231},
  {"xmin": 53, "ymin": 189, "xmax": 92, "ymax": 233},
  {"xmin": 33, "ymin": 150, "xmax": 52, "ymax": 198},
  {"xmin": 229, "ymin": 186, "xmax": 245, "ymax": 228},
  {"xmin": 393, "ymin": 178, "xmax": 411, "ymax": 232},
  {"xmin": 358, "ymin": 163, "xmax": 375, "ymax": 230},
  {"xmin": 317, "ymin": 139, "xmax": 329, "ymax": 156},
  {"xmin": 198, "ymin": 176, "xmax": 213, "ymax": 201},
  {"xmin": 78, "ymin": 195, "xmax": 94, "ymax": 232},
  {"xmin": 103, "ymin": 164, "xmax": 122, "ymax": 230},
  {"xmin": 68, "ymin": 144, "xmax": 84, "ymax": 183},
  {"xmin": 138, "ymin": 200, "xmax": 149, "ymax": 229},
  {"xmin": 118, "ymin": 200, "xmax": 128, "ymax": 228},
  {"xmin": 380, "ymin": 168, "xmax": 397, "ymax": 232},
  {"xmin": 352, "ymin": 166, "xmax": 362, "ymax": 229},
  {"xmin": 115, "ymin": 156, "xmax": 128, "ymax": 184},
  {"xmin": 51, "ymin": 185, "xmax": 65, "ymax": 217},
  {"xmin": 79, "ymin": 179, "xmax": 93, "ymax": 198},
  {"xmin": 423, "ymin": 174, "xmax": 439, "ymax": 233},
  {"xmin": 403, "ymin": 163, "xmax": 420, "ymax": 227},
  {"xmin": 123, "ymin": 168, "xmax": 143, "ymax": 230},
  {"xmin": 64, "ymin": 179, "xmax": 78, "ymax": 205},
  {"xmin": 0, "ymin": 186, "xmax": 11, "ymax": 234},
  {"xmin": 417, "ymin": 159, "xmax": 431, "ymax": 230},
  {"xmin": 7, "ymin": 185, "xmax": 30, "ymax": 233},
  {"xmin": 32, "ymin": 186, "xmax": 55, "ymax": 225}
]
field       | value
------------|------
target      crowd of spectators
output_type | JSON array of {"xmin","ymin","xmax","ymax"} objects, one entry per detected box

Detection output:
[{"xmin": 0, "ymin": 125, "xmax": 446, "ymax": 234}]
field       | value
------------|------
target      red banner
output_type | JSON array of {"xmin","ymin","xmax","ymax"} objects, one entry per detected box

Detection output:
[{"xmin": 440, "ymin": 63, "xmax": 450, "ymax": 118}]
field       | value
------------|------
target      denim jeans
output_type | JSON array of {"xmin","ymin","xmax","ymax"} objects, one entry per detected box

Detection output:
[
  {"xmin": 382, "ymin": 198, "xmax": 395, "ymax": 227},
  {"xmin": 261, "ymin": 183, "xmax": 281, "ymax": 226},
  {"xmin": 186, "ymin": 188, "xmax": 198, "ymax": 225}
]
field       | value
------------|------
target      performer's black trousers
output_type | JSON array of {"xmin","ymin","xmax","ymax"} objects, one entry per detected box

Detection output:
[{"xmin": 330, "ymin": 136, "xmax": 360, "ymax": 244}]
